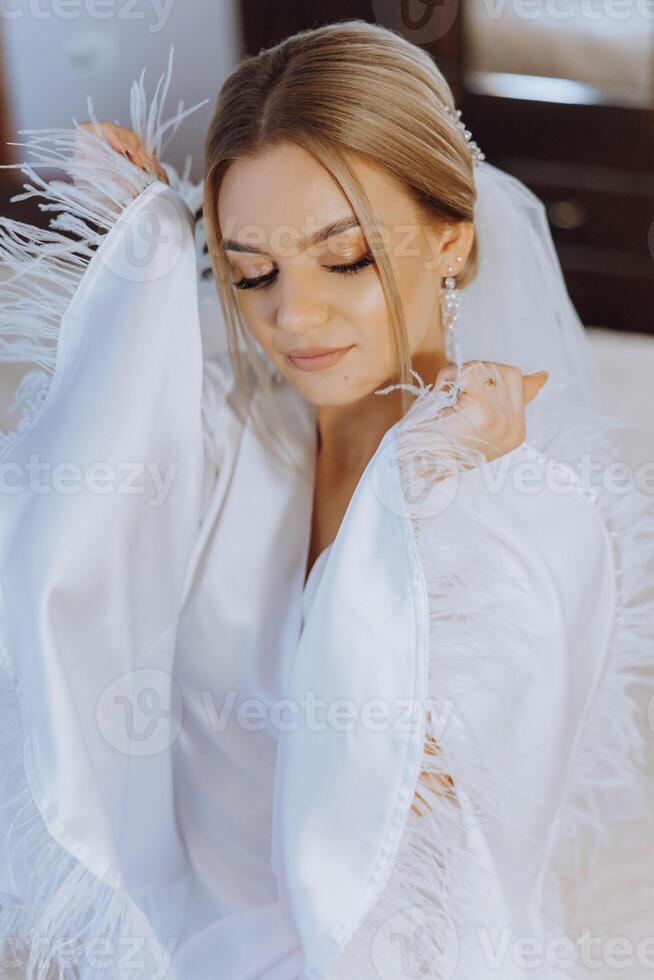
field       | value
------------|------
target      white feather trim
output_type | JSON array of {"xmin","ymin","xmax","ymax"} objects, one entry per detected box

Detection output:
[
  {"xmin": 0, "ymin": 48, "xmax": 208, "ymax": 979},
  {"xmin": 520, "ymin": 387, "xmax": 654, "ymax": 960},
  {"xmin": 326, "ymin": 376, "xmax": 654, "ymax": 980},
  {"xmin": 0, "ymin": 664, "xmax": 170, "ymax": 980},
  {"xmin": 0, "ymin": 44, "xmax": 208, "ymax": 457}
]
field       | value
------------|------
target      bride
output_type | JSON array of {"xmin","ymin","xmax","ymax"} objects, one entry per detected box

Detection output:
[{"xmin": 0, "ymin": 19, "xmax": 651, "ymax": 980}]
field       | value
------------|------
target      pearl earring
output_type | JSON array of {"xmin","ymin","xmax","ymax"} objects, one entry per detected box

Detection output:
[{"xmin": 440, "ymin": 264, "xmax": 462, "ymax": 362}]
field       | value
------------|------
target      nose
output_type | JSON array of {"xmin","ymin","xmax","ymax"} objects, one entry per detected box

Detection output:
[{"xmin": 275, "ymin": 267, "xmax": 329, "ymax": 335}]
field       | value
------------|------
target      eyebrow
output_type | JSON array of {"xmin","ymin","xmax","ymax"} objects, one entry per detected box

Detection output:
[{"xmin": 221, "ymin": 216, "xmax": 361, "ymax": 254}]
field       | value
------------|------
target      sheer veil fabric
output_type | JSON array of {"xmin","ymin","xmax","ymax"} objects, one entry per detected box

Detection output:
[{"xmin": 0, "ymin": 47, "xmax": 652, "ymax": 980}]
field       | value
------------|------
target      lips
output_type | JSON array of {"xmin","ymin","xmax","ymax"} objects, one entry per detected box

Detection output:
[
  {"xmin": 285, "ymin": 344, "xmax": 355, "ymax": 373},
  {"xmin": 286, "ymin": 345, "xmax": 350, "ymax": 358}
]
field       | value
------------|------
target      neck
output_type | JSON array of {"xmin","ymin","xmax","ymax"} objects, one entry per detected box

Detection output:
[{"xmin": 315, "ymin": 344, "xmax": 448, "ymax": 472}]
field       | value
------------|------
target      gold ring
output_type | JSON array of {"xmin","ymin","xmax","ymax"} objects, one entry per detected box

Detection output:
[{"xmin": 484, "ymin": 376, "xmax": 497, "ymax": 387}]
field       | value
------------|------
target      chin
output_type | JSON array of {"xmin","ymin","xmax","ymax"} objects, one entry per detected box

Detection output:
[
  {"xmin": 285, "ymin": 373, "xmax": 382, "ymax": 408},
  {"xmin": 290, "ymin": 385, "xmax": 359, "ymax": 408}
]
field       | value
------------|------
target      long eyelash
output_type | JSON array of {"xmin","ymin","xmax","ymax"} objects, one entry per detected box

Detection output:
[
  {"xmin": 327, "ymin": 253, "xmax": 375, "ymax": 275},
  {"xmin": 232, "ymin": 252, "xmax": 375, "ymax": 291},
  {"xmin": 232, "ymin": 269, "xmax": 276, "ymax": 291}
]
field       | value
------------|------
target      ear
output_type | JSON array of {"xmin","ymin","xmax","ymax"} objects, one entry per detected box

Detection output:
[{"xmin": 438, "ymin": 220, "xmax": 474, "ymax": 278}]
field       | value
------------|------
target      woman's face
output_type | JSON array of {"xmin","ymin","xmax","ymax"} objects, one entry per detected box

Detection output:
[{"xmin": 218, "ymin": 141, "xmax": 473, "ymax": 406}]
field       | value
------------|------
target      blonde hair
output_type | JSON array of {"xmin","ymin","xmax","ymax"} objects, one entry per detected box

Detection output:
[{"xmin": 202, "ymin": 19, "xmax": 478, "ymax": 453}]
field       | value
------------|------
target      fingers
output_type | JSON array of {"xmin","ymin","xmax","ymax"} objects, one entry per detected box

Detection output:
[
  {"xmin": 115, "ymin": 128, "xmax": 168, "ymax": 183},
  {"xmin": 432, "ymin": 361, "xmax": 548, "ymax": 461},
  {"xmin": 436, "ymin": 361, "xmax": 549, "ymax": 408},
  {"xmin": 435, "ymin": 360, "xmax": 510, "ymax": 404},
  {"xmin": 522, "ymin": 371, "xmax": 549, "ymax": 405},
  {"xmin": 76, "ymin": 121, "xmax": 168, "ymax": 184},
  {"xmin": 120, "ymin": 131, "xmax": 167, "ymax": 182}
]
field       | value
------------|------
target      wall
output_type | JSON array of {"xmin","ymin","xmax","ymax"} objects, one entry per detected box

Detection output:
[{"xmin": 1, "ymin": 0, "xmax": 243, "ymax": 180}]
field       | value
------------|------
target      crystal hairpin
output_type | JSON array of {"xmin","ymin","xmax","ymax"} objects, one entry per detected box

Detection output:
[{"xmin": 442, "ymin": 104, "xmax": 485, "ymax": 166}]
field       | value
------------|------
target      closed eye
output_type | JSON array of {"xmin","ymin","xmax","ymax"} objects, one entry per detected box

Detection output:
[{"xmin": 231, "ymin": 252, "xmax": 375, "ymax": 291}]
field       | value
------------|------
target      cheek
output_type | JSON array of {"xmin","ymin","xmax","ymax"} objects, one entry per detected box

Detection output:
[
  {"xmin": 232, "ymin": 292, "xmax": 272, "ymax": 347},
  {"xmin": 347, "ymin": 268, "xmax": 385, "ymax": 310},
  {"xmin": 347, "ymin": 284, "xmax": 399, "ymax": 384},
  {"xmin": 341, "ymin": 277, "xmax": 400, "ymax": 384},
  {"xmin": 396, "ymin": 259, "xmax": 439, "ymax": 351},
  {"xmin": 345, "ymin": 276, "xmax": 387, "ymax": 337},
  {"xmin": 234, "ymin": 274, "xmax": 390, "ymax": 342},
  {"xmin": 230, "ymin": 272, "xmax": 405, "ymax": 386}
]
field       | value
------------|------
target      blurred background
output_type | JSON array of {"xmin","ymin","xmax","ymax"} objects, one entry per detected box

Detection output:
[
  {"xmin": 0, "ymin": 2, "xmax": 652, "ymax": 977},
  {"xmin": 0, "ymin": 0, "xmax": 653, "ymax": 332}
]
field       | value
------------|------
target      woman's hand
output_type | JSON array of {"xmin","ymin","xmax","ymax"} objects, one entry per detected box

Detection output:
[
  {"xmin": 431, "ymin": 360, "xmax": 548, "ymax": 464},
  {"xmin": 74, "ymin": 121, "xmax": 169, "ymax": 184}
]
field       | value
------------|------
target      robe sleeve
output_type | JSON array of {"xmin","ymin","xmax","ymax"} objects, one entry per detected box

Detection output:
[
  {"xmin": 272, "ymin": 381, "xmax": 654, "ymax": 980},
  {"xmin": 335, "ymin": 390, "xmax": 652, "ymax": 980},
  {"xmin": 363, "ymin": 433, "xmax": 619, "ymax": 979},
  {"xmin": 0, "ymin": 59, "xmax": 231, "ymax": 979}
]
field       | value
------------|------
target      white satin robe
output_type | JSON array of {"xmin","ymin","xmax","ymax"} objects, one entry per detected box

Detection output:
[{"xmin": 0, "ymin": 177, "xmax": 648, "ymax": 980}]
